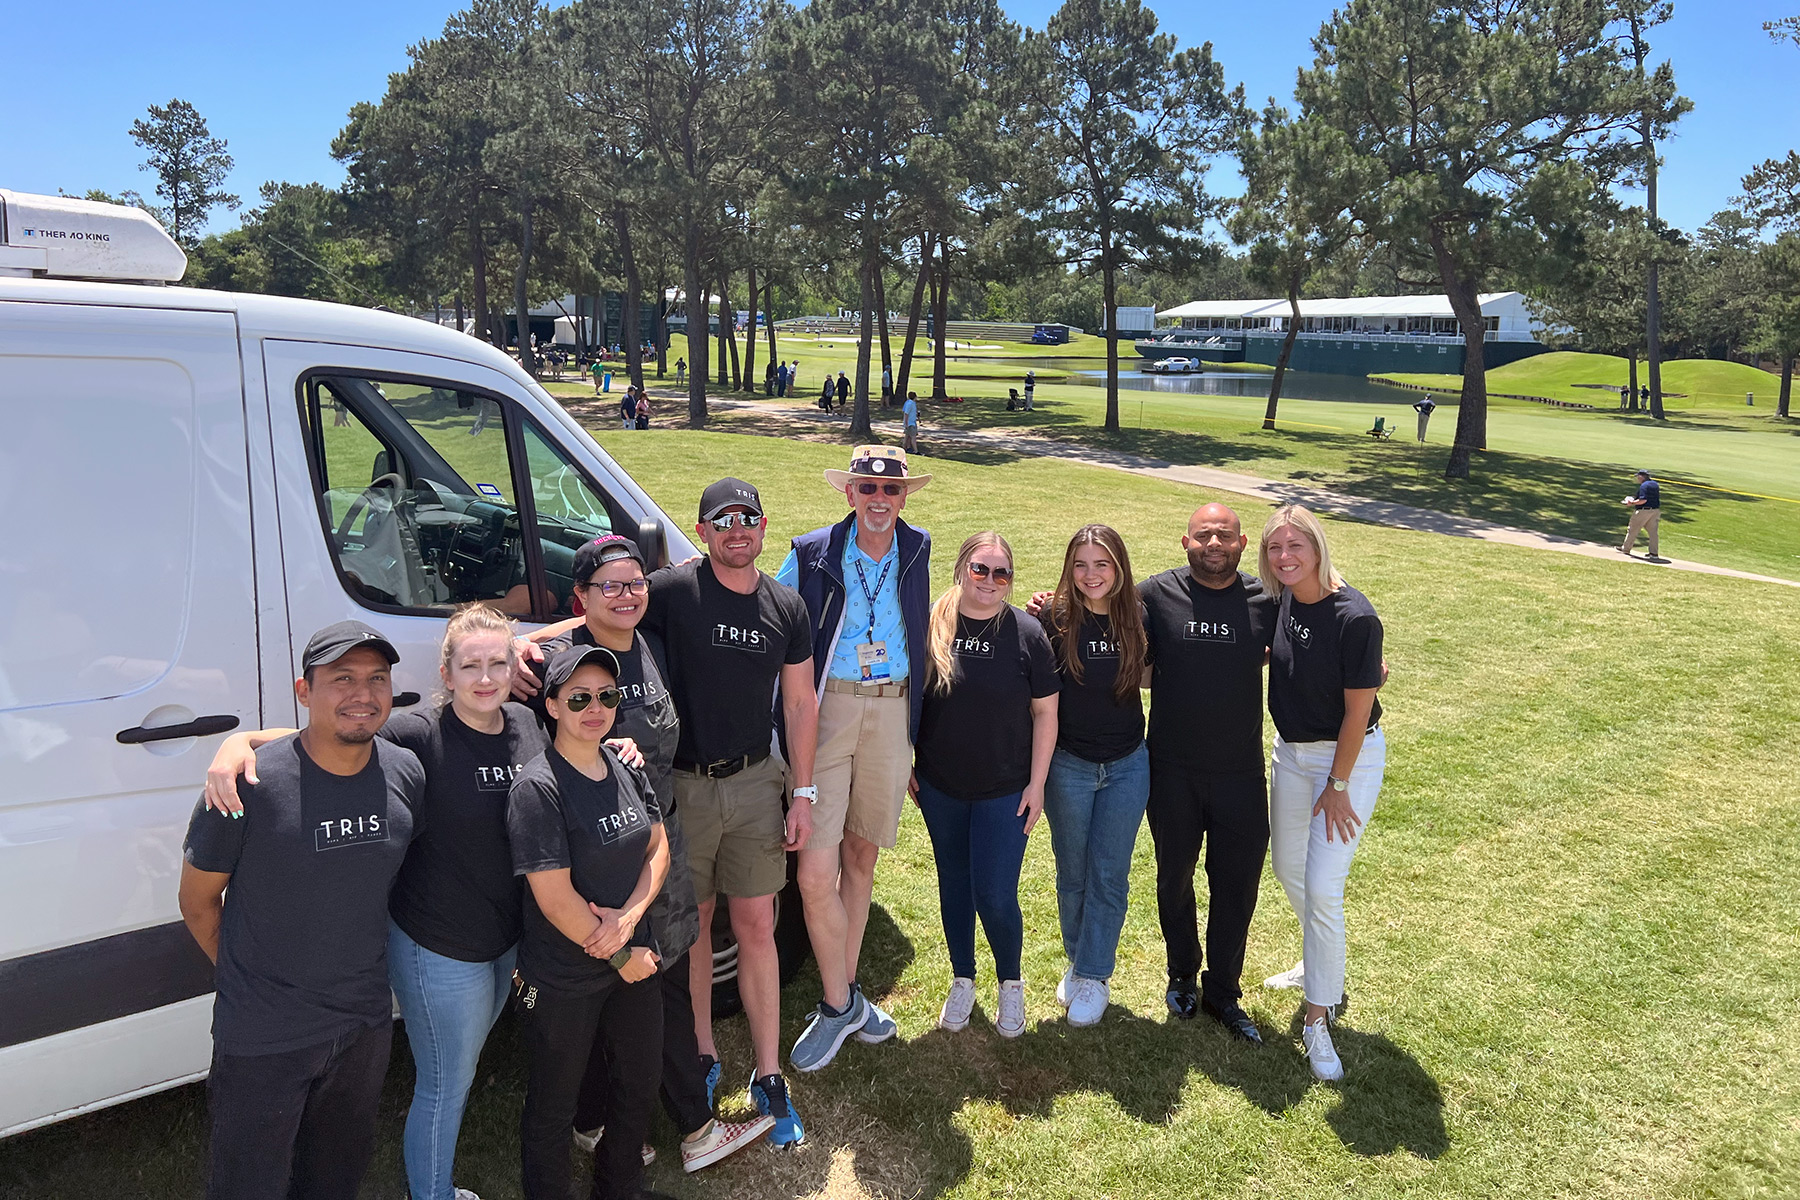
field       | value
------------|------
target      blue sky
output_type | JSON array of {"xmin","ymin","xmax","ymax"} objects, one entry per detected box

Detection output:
[{"xmin": 2, "ymin": 0, "xmax": 1793, "ymax": 239}]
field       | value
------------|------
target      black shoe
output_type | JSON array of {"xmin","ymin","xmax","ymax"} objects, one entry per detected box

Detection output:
[
  {"xmin": 1200, "ymin": 997, "xmax": 1264, "ymax": 1044},
  {"xmin": 1165, "ymin": 976, "xmax": 1199, "ymax": 1020}
]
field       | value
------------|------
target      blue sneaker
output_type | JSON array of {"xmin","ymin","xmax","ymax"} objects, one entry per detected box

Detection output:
[
  {"xmin": 851, "ymin": 981, "xmax": 897, "ymax": 1044},
  {"xmin": 790, "ymin": 990, "xmax": 868, "ymax": 1071},
  {"xmin": 749, "ymin": 1072, "xmax": 804, "ymax": 1148},
  {"xmin": 701, "ymin": 1054, "xmax": 722, "ymax": 1112}
]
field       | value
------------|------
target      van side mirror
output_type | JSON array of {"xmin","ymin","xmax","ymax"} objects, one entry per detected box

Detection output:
[
  {"xmin": 371, "ymin": 450, "xmax": 391, "ymax": 481},
  {"xmin": 635, "ymin": 518, "xmax": 667, "ymax": 569}
]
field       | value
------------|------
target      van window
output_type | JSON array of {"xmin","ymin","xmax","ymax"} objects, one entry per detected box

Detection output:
[{"xmin": 301, "ymin": 374, "xmax": 618, "ymax": 619}]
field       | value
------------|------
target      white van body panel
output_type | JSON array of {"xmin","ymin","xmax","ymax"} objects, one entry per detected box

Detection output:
[{"xmin": 0, "ymin": 277, "xmax": 692, "ymax": 1139}]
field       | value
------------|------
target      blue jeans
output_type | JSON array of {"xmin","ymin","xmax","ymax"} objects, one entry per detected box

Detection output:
[
  {"xmin": 388, "ymin": 921, "xmax": 516, "ymax": 1200},
  {"xmin": 915, "ymin": 779, "xmax": 1029, "ymax": 981},
  {"xmin": 1043, "ymin": 743, "xmax": 1150, "ymax": 980}
]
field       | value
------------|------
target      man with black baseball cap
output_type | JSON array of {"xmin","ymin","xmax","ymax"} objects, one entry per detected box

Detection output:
[
  {"xmin": 179, "ymin": 621, "xmax": 426, "ymax": 1200},
  {"xmin": 637, "ymin": 476, "xmax": 820, "ymax": 1148}
]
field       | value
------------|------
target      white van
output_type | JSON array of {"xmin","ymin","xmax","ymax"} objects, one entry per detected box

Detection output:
[{"xmin": 0, "ymin": 190, "xmax": 697, "ymax": 1138}]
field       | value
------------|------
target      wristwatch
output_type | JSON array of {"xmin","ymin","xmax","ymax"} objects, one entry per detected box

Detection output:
[
  {"xmin": 608, "ymin": 946, "xmax": 634, "ymax": 970},
  {"xmin": 1328, "ymin": 775, "xmax": 1349, "ymax": 792},
  {"xmin": 792, "ymin": 785, "xmax": 819, "ymax": 805}
]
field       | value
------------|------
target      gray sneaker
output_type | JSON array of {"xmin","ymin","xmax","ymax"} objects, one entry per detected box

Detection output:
[
  {"xmin": 852, "ymin": 983, "xmax": 897, "ymax": 1044},
  {"xmin": 789, "ymin": 989, "xmax": 869, "ymax": 1072}
]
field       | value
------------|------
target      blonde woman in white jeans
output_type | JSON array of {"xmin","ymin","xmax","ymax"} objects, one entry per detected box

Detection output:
[{"xmin": 1257, "ymin": 505, "xmax": 1386, "ymax": 1082}]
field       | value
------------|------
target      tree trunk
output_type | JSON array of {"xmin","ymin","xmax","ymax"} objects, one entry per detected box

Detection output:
[
  {"xmin": 1628, "ymin": 354, "xmax": 1639, "ymax": 412},
  {"xmin": 455, "ymin": 290, "xmax": 465, "ymax": 337},
  {"xmin": 1101, "ymin": 250, "xmax": 1120, "ymax": 433},
  {"xmin": 896, "ymin": 231, "xmax": 934, "ymax": 402},
  {"xmin": 654, "ymin": 274, "xmax": 667, "ymax": 377},
  {"xmin": 932, "ymin": 240, "xmax": 949, "ymax": 401},
  {"xmin": 1264, "ymin": 278, "xmax": 1302, "ymax": 430},
  {"xmin": 1635, "ymin": 15, "xmax": 1666, "ymax": 421},
  {"xmin": 764, "ymin": 282, "xmax": 778, "ymax": 366},
  {"xmin": 724, "ymin": 273, "xmax": 741, "ymax": 390},
  {"xmin": 470, "ymin": 193, "xmax": 489, "ymax": 343},
  {"xmin": 851, "ymin": 204, "xmax": 877, "ymax": 439},
  {"xmin": 715, "ymin": 267, "xmax": 730, "ymax": 388},
  {"xmin": 684, "ymin": 226, "xmax": 708, "ymax": 427},
  {"xmin": 613, "ymin": 204, "xmax": 645, "ymax": 392},
  {"xmin": 1779, "ymin": 354, "xmax": 1793, "ymax": 419},
  {"xmin": 743, "ymin": 262, "xmax": 759, "ymax": 394},
  {"xmin": 875, "ymin": 270, "xmax": 893, "ymax": 407},
  {"xmin": 514, "ymin": 196, "xmax": 535, "ymax": 377},
  {"xmin": 1430, "ymin": 229, "xmax": 1485, "ymax": 479}
]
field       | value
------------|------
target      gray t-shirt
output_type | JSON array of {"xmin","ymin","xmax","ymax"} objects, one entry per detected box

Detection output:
[{"xmin": 183, "ymin": 734, "xmax": 425, "ymax": 1055}]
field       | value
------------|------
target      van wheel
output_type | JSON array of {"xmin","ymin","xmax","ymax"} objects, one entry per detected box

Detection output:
[{"xmin": 709, "ymin": 858, "xmax": 810, "ymax": 1019}]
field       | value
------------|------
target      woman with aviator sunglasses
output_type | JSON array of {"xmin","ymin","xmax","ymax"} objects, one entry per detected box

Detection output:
[
  {"xmin": 509, "ymin": 643, "xmax": 670, "ymax": 1200},
  {"xmin": 912, "ymin": 532, "xmax": 1060, "ymax": 1039}
]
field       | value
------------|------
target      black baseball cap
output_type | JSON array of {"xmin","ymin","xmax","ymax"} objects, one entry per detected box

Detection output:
[
  {"xmin": 572, "ymin": 534, "xmax": 644, "ymax": 585},
  {"xmin": 542, "ymin": 644, "xmax": 623, "ymax": 696},
  {"xmin": 699, "ymin": 477, "xmax": 764, "ymax": 521},
  {"xmin": 301, "ymin": 620, "xmax": 400, "ymax": 673}
]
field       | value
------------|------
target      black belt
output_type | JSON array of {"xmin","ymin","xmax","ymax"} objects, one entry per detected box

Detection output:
[{"xmin": 673, "ymin": 750, "xmax": 770, "ymax": 779}]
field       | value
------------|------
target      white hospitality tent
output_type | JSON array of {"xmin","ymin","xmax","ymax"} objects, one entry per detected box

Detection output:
[{"xmin": 1156, "ymin": 292, "xmax": 1538, "ymax": 342}]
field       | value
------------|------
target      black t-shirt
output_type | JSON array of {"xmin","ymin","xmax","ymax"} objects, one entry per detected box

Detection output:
[
  {"xmin": 536, "ymin": 625, "xmax": 677, "ymax": 804},
  {"xmin": 1268, "ymin": 584, "xmax": 1385, "ymax": 743},
  {"xmin": 183, "ymin": 735, "xmax": 424, "ymax": 1055},
  {"xmin": 381, "ymin": 703, "xmax": 547, "ymax": 963},
  {"xmin": 915, "ymin": 606, "xmax": 1061, "ymax": 801},
  {"xmin": 1139, "ymin": 569, "xmax": 1276, "ymax": 773},
  {"xmin": 641, "ymin": 558, "xmax": 812, "ymax": 764},
  {"xmin": 508, "ymin": 746, "xmax": 662, "ymax": 994},
  {"xmin": 1047, "ymin": 608, "xmax": 1145, "ymax": 764}
]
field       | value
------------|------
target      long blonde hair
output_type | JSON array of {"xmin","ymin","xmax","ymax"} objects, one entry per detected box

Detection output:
[
  {"xmin": 1047, "ymin": 524, "xmax": 1146, "ymax": 703},
  {"xmin": 926, "ymin": 531, "xmax": 1014, "ymax": 696},
  {"xmin": 1257, "ymin": 505, "xmax": 1344, "ymax": 600},
  {"xmin": 435, "ymin": 602, "xmax": 517, "ymax": 708}
]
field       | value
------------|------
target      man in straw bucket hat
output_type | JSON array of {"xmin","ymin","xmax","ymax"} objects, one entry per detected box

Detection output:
[{"xmin": 776, "ymin": 446, "xmax": 933, "ymax": 1072}]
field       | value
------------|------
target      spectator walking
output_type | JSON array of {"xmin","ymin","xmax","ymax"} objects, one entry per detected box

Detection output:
[
  {"xmin": 675, "ymin": 358, "xmax": 687, "ymax": 386},
  {"xmin": 1620, "ymin": 469, "xmax": 1662, "ymax": 559},
  {"xmin": 820, "ymin": 377, "xmax": 836, "ymax": 414},
  {"xmin": 1412, "ymin": 394, "xmax": 1436, "ymax": 442},
  {"xmin": 777, "ymin": 446, "xmax": 933, "ymax": 1073},
  {"xmin": 836, "ymin": 371, "xmax": 851, "ymax": 410},
  {"xmin": 903, "ymin": 391, "xmax": 919, "ymax": 454}
]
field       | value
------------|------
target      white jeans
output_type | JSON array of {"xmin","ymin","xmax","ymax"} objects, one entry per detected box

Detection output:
[{"xmin": 1269, "ymin": 729, "xmax": 1386, "ymax": 1008}]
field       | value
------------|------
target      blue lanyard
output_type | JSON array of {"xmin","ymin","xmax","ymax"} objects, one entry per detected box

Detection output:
[{"xmin": 852, "ymin": 552, "xmax": 893, "ymax": 644}]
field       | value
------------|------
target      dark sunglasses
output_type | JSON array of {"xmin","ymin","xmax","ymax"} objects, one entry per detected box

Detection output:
[
  {"xmin": 967, "ymin": 562, "xmax": 1013, "ymax": 584},
  {"xmin": 561, "ymin": 687, "xmax": 623, "ymax": 712},
  {"xmin": 581, "ymin": 578, "xmax": 649, "ymax": 598},
  {"xmin": 707, "ymin": 513, "xmax": 764, "ymax": 530},
  {"xmin": 856, "ymin": 482, "xmax": 905, "ymax": 496}
]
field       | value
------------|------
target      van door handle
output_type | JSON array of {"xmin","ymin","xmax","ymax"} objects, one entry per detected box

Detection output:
[
  {"xmin": 394, "ymin": 692, "xmax": 421, "ymax": 708},
  {"xmin": 116, "ymin": 715, "xmax": 242, "ymax": 745}
]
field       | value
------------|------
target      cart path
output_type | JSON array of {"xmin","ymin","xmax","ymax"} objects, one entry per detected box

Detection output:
[{"xmin": 613, "ymin": 392, "xmax": 1800, "ymax": 591}]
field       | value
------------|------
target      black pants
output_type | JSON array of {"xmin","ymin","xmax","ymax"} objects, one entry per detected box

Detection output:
[
  {"xmin": 575, "ymin": 950, "xmax": 713, "ymax": 1139},
  {"xmin": 205, "ymin": 1019, "xmax": 392, "ymax": 1200},
  {"xmin": 518, "ymin": 970, "xmax": 663, "ymax": 1200},
  {"xmin": 1146, "ymin": 765, "xmax": 1269, "ymax": 1004}
]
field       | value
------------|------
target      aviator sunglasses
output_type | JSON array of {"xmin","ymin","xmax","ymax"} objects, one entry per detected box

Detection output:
[
  {"xmin": 560, "ymin": 687, "xmax": 623, "ymax": 712},
  {"xmin": 855, "ymin": 482, "xmax": 905, "ymax": 496},
  {"xmin": 967, "ymin": 562, "xmax": 1013, "ymax": 584},
  {"xmin": 707, "ymin": 512, "xmax": 764, "ymax": 530}
]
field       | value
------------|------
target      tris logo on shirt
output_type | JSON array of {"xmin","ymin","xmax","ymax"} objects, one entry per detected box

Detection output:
[
  {"xmin": 596, "ymin": 805, "xmax": 645, "ymax": 844},
  {"xmin": 712, "ymin": 623, "xmax": 768, "ymax": 652},
  {"xmin": 1285, "ymin": 614, "xmax": 1312, "ymax": 646},
  {"xmin": 1086, "ymin": 638, "xmax": 1120, "ymax": 658},
  {"xmin": 952, "ymin": 636, "xmax": 994, "ymax": 658},
  {"xmin": 1183, "ymin": 620, "xmax": 1236, "ymax": 643},
  {"xmin": 476, "ymin": 763, "xmax": 527, "ymax": 791},
  {"xmin": 314, "ymin": 812, "xmax": 389, "ymax": 851}
]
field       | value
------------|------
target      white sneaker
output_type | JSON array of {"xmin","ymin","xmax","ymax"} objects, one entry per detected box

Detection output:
[
  {"xmin": 1067, "ymin": 977, "xmax": 1109, "ymax": 1028},
  {"xmin": 1055, "ymin": 963, "xmax": 1075, "ymax": 1009},
  {"xmin": 1264, "ymin": 960, "xmax": 1306, "ymax": 991},
  {"xmin": 939, "ymin": 977, "xmax": 976, "ymax": 1031},
  {"xmin": 1303, "ymin": 1019, "xmax": 1344, "ymax": 1081},
  {"xmin": 572, "ymin": 1126, "xmax": 600, "ymax": 1153},
  {"xmin": 455, "ymin": 1190, "xmax": 483, "ymax": 1200},
  {"xmin": 995, "ymin": 979, "xmax": 1027, "ymax": 1038},
  {"xmin": 680, "ymin": 1114, "xmax": 776, "ymax": 1173}
]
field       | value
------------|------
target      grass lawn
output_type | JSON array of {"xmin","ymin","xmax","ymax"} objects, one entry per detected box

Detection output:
[
  {"xmin": 5, "ymin": 431, "xmax": 1798, "ymax": 1200},
  {"xmin": 584, "ymin": 339, "xmax": 1799, "ymax": 581},
  {"xmin": 1382, "ymin": 350, "xmax": 1784, "ymax": 412}
]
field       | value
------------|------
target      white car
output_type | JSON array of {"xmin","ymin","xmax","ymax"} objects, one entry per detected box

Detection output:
[
  {"xmin": 0, "ymin": 189, "xmax": 696, "ymax": 1138},
  {"xmin": 1145, "ymin": 356, "xmax": 1200, "ymax": 374}
]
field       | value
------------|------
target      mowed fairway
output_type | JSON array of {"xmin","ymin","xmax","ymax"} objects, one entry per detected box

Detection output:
[{"xmin": 3, "ymin": 431, "xmax": 1797, "ymax": 1200}]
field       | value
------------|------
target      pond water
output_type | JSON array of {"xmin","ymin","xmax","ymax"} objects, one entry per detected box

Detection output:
[{"xmin": 1066, "ymin": 367, "xmax": 1417, "ymax": 406}]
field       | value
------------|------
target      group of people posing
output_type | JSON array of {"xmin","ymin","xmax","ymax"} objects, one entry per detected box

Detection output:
[{"xmin": 178, "ymin": 442, "xmax": 1387, "ymax": 1200}]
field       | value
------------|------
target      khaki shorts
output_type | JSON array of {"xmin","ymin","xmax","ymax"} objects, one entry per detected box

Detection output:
[
  {"xmin": 677, "ymin": 753, "xmax": 788, "ymax": 901},
  {"xmin": 809, "ymin": 687, "xmax": 912, "ymax": 851}
]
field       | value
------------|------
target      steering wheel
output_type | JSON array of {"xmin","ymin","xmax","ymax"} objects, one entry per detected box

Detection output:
[{"xmin": 335, "ymin": 472, "xmax": 405, "ymax": 547}]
